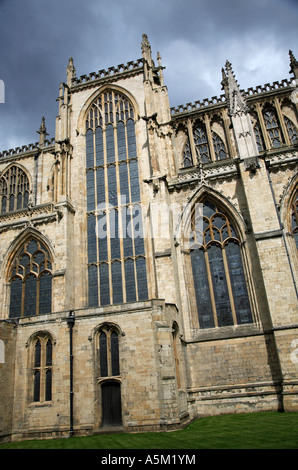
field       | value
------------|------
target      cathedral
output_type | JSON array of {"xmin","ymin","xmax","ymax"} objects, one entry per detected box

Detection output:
[{"xmin": 0, "ymin": 35, "xmax": 297, "ymax": 442}]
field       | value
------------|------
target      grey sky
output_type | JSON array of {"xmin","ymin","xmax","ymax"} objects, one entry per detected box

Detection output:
[{"xmin": 0, "ymin": 0, "xmax": 297, "ymax": 150}]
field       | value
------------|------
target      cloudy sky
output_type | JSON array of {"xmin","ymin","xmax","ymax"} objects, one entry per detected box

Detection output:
[{"xmin": 0, "ymin": 0, "xmax": 297, "ymax": 151}]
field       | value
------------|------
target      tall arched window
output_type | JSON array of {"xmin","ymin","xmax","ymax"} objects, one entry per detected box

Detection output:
[
  {"xmin": 85, "ymin": 90, "xmax": 148, "ymax": 306},
  {"xmin": 0, "ymin": 165, "xmax": 30, "ymax": 214},
  {"xmin": 32, "ymin": 333, "xmax": 53, "ymax": 403},
  {"xmin": 97, "ymin": 325, "xmax": 120, "ymax": 378},
  {"xmin": 9, "ymin": 237, "xmax": 52, "ymax": 318},
  {"xmin": 190, "ymin": 200, "xmax": 252, "ymax": 329}
]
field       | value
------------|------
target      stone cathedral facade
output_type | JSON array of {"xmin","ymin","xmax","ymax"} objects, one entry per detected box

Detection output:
[{"xmin": 0, "ymin": 35, "xmax": 297, "ymax": 442}]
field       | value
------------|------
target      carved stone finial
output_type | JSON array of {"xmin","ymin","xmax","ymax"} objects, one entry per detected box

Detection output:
[
  {"xmin": 289, "ymin": 50, "xmax": 298, "ymax": 79},
  {"xmin": 66, "ymin": 57, "xmax": 76, "ymax": 87},
  {"xmin": 37, "ymin": 116, "xmax": 49, "ymax": 147},
  {"xmin": 222, "ymin": 60, "xmax": 249, "ymax": 117},
  {"xmin": 141, "ymin": 34, "xmax": 151, "ymax": 56}
]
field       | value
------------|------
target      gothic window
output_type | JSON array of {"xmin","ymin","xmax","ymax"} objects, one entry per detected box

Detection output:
[
  {"xmin": 182, "ymin": 122, "xmax": 228, "ymax": 168},
  {"xmin": 263, "ymin": 108, "xmax": 283, "ymax": 148},
  {"xmin": 32, "ymin": 334, "xmax": 53, "ymax": 403},
  {"xmin": 193, "ymin": 125, "xmax": 211, "ymax": 163},
  {"xmin": 9, "ymin": 238, "xmax": 52, "ymax": 318},
  {"xmin": 85, "ymin": 90, "xmax": 148, "ymax": 306},
  {"xmin": 290, "ymin": 189, "xmax": 298, "ymax": 249},
  {"xmin": 254, "ymin": 121, "xmax": 265, "ymax": 152},
  {"xmin": 97, "ymin": 326, "xmax": 120, "ymax": 378},
  {"xmin": 0, "ymin": 165, "xmax": 30, "ymax": 214},
  {"xmin": 190, "ymin": 200, "xmax": 252, "ymax": 329},
  {"xmin": 284, "ymin": 116, "xmax": 298, "ymax": 145},
  {"xmin": 182, "ymin": 140, "xmax": 193, "ymax": 167}
]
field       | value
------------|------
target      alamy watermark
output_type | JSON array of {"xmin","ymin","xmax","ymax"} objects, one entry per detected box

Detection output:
[{"xmin": 93, "ymin": 198, "xmax": 204, "ymax": 249}]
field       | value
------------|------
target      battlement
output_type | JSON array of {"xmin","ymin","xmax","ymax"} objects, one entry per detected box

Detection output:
[
  {"xmin": 0, "ymin": 138, "xmax": 55, "ymax": 159},
  {"xmin": 71, "ymin": 58, "xmax": 144, "ymax": 87}
]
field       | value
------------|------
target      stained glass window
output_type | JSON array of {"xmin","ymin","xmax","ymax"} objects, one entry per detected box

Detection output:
[
  {"xmin": 190, "ymin": 200, "xmax": 252, "ymax": 328},
  {"xmin": 9, "ymin": 238, "xmax": 52, "ymax": 318},
  {"xmin": 284, "ymin": 116, "xmax": 297, "ymax": 145},
  {"xmin": 0, "ymin": 165, "xmax": 30, "ymax": 214},
  {"xmin": 85, "ymin": 90, "xmax": 148, "ymax": 306}
]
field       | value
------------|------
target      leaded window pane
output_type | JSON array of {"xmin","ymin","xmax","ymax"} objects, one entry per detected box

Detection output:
[
  {"xmin": 99, "ymin": 332, "xmax": 108, "ymax": 377},
  {"xmin": 45, "ymin": 370, "xmax": 52, "ymax": 401},
  {"xmin": 34, "ymin": 371, "xmax": 40, "ymax": 402},
  {"xmin": 225, "ymin": 242, "xmax": 252, "ymax": 324},
  {"xmin": 24, "ymin": 274, "xmax": 37, "ymax": 317},
  {"xmin": 111, "ymin": 331, "xmax": 120, "ymax": 376},
  {"xmin": 9, "ymin": 277, "xmax": 22, "ymax": 318},
  {"xmin": 190, "ymin": 249, "xmax": 214, "ymax": 328},
  {"xmin": 39, "ymin": 272, "xmax": 52, "ymax": 314}
]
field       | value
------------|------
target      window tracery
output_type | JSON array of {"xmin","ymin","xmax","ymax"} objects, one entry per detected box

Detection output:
[
  {"xmin": 32, "ymin": 333, "xmax": 53, "ymax": 403},
  {"xmin": 0, "ymin": 165, "xmax": 30, "ymax": 214},
  {"xmin": 97, "ymin": 325, "xmax": 120, "ymax": 378},
  {"xmin": 9, "ymin": 238, "xmax": 52, "ymax": 318},
  {"xmin": 189, "ymin": 200, "xmax": 252, "ymax": 329},
  {"xmin": 182, "ymin": 121, "xmax": 228, "ymax": 168},
  {"xmin": 85, "ymin": 90, "xmax": 148, "ymax": 307}
]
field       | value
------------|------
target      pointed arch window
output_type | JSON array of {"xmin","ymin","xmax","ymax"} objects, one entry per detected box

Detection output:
[
  {"xmin": 182, "ymin": 122, "xmax": 228, "ymax": 168},
  {"xmin": 263, "ymin": 108, "xmax": 283, "ymax": 148},
  {"xmin": 9, "ymin": 237, "xmax": 52, "ymax": 318},
  {"xmin": 284, "ymin": 116, "xmax": 297, "ymax": 145},
  {"xmin": 189, "ymin": 200, "xmax": 253, "ymax": 329},
  {"xmin": 0, "ymin": 165, "xmax": 30, "ymax": 214},
  {"xmin": 32, "ymin": 334, "xmax": 53, "ymax": 403},
  {"xmin": 97, "ymin": 325, "xmax": 120, "ymax": 378},
  {"xmin": 85, "ymin": 90, "xmax": 148, "ymax": 307}
]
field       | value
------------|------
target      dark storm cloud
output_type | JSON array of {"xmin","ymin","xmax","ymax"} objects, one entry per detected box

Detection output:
[{"xmin": 0, "ymin": 0, "xmax": 297, "ymax": 150}]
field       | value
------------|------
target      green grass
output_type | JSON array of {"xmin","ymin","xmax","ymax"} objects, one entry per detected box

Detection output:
[{"xmin": 1, "ymin": 412, "xmax": 298, "ymax": 449}]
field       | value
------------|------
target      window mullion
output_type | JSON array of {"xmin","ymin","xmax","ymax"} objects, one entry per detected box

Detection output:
[{"xmin": 256, "ymin": 102, "xmax": 270, "ymax": 150}]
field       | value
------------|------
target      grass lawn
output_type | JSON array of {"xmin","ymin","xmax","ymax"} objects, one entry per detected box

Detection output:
[{"xmin": 0, "ymin": 411, "xmax": 297, "ymax": 449}]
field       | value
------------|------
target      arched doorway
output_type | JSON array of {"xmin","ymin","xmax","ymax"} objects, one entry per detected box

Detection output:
[{"xmin": 101, "ymin": 381, "xmax": 122, "ymax": 426}]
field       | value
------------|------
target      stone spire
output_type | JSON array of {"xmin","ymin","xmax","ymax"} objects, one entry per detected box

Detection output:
[
  {"xmin": 37, "ymin": 116, "xmax": 49, "ymax": 147},
  {"xmin": 222, "ymin": 60, "xmax": 249, "ymax": 117},
  {"xmin": 289, "ymin": 50, "xmax": 298, "ymax": 80},
  {"xmin": 66, "ymin": 57, "xmax": 76, "ymax": 87}
]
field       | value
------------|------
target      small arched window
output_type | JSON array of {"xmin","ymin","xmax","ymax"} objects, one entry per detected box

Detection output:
[
  {"xmin": 182, "ymin": 123, "xmax": 228, "ymax": 168},
  {"xmin": 32, "ymin": 334, "xmax": 53, "ymax": 403},
  {"xmin": 263, "ymin": 108, "xmax": 283, "ymax": 148},
  {"xmin": 97, "ymin": 325, "xmax": 120, "ymax": 378},
  {"xmin": 189, "ymin": 200, "xmax": 253, "ymax": 329},
  {"xmin": 9, "ymin": 237, "xmax": 52, "ymax": 318},
  {"xmin": 0, "ymin": 165, "xmax": 30, "ymax": 214}
]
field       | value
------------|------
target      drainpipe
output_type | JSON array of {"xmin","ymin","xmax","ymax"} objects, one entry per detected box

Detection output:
[
  {"xmin": 67, "ymin": 310, "xmax": 75, "ymax": 437},
  {"xmin": 265, "ymin": 159, "xmax": 298, "ymax": 298}
]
